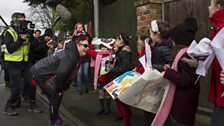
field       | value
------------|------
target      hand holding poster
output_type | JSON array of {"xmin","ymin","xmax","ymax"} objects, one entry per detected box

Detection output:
[
  {"xmin": 104, "ymin": 68, "xmax": 170, "ymax": 114},
  {"xmin": 118, "ymin": 68, "xmax": 170, "ymax": 114},
  {"xmin": 100, "ymin": 56, "xmax": 114, "ymax": 76},
  {"xmin": 104, "ymin": 71, "xmax": 141, "ymax": 99}
]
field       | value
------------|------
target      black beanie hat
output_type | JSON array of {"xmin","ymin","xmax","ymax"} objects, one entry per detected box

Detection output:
[
  {"xmin": 170, "ymin": 17, "xmax": 198, "ymax": 45},
  {"xmin": 43, "ymin": 28, "xmax": 53, "ymax": 37}
]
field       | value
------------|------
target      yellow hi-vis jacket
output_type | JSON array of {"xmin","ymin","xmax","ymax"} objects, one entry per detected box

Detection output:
[{"xmin": 4, "ymin": 27, "xmax": 29, "ymax": 62}]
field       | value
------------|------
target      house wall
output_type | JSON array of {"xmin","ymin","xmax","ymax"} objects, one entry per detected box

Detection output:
[{"xmin": 135, "ymin": 0, "xmax": 162, "ymax": 36}]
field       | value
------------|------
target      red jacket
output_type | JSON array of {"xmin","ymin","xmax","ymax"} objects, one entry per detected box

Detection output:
[
  {"xmin": 135, "ymin": 48, "xmax": 145, "ymax": 74},
  {"xmin": 87, "ymin": 44, "xmax": 111, "ymax": 83},
  {"xmin": 209, "ymin": 9, "xmax": 224, "ymax": 107}
]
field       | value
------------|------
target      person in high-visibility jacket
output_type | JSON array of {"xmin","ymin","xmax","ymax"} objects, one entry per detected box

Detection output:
[{"xmin": 3, "ymin": 12, "xmax": 42, "ymax": 116}]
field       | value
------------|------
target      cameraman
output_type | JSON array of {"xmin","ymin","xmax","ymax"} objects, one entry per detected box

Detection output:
[
  {"xmin": 29, "ymin": 28, "xmax": 53, "ymax": 64},
  {"xmin": 3, "ymin": 12, "xmax": 42, "ymax": 116}
]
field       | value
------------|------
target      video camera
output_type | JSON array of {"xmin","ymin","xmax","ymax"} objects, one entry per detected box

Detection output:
[{"xmin": 16, "ymin": 20, "xmax": 35, "ymax": 38}]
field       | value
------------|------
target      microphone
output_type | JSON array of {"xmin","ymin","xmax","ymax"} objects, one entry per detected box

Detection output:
[
  {"xmin": 56, "ymin": 4, "xmax": 71, "ymax": 21},
  {"xmin": 52, "ymin": 4, "xmax": 71, "ymax": 28}
]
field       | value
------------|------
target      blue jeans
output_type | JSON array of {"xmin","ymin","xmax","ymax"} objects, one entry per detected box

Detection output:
[
  {"xmin": 76, "ymin": 62, "xmax": 89, "ymax": 91},
  {"xmin": 5, "ymin": 62, "xmax": 36, "ymax": 104}
]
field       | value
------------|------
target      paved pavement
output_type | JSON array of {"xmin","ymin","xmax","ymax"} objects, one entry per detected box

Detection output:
[
  {"xmin": 0, "ymin": 68, "xmax": 212, "ymax": 126},
  {"xmin": 0, "ymin": 84, "xmax": 49, "ymax": 126},
  {"xmin": 61, "ymin": 85, "xmax": 145, "ymax": 126},
  {"xmin": 59, "ymin": 83, "xmax": 211, "ymax": 126}
]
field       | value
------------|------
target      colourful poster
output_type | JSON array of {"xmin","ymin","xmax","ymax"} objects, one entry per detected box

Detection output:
[
  {"xmin": 118, "ymin": 68, "xmax": 170, "ymax": 114},
  {"xmin": 105, "ymin": 68, "xmax": 170, "ymax": 114},
  {"xmin": 104, "ymin": 71, "xmax": 141, "ymax": 99},
  {"xmin": 100, "ymin": 56, "xmax": 114, "ymax": 76}
]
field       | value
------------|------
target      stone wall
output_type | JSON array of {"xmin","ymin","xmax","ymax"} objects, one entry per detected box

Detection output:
[{"xmin": 135, "ymin": 0, "xmax": 162, "ymax": 36}]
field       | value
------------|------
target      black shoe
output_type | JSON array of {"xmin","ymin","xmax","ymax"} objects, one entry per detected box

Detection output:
[
  {"xmin": 85, "ymin": 88, "xmax": 88, "ymax": 93},
  {"xmin": 4, "ymin": 106, "xmax": 17, "ymax": 116},
  {"xmin": 22, "ymin": 99, "xmax": 29, "ymax": 107},
  {"xmin": 96, "ymin": 109, "xmax": 104, "ymax": 115},
  {"xmin": 13, "ymin": 98, "xmax": 21, "ymax": 108},
  {"xmin": 28, "ymin": 101, "xmax": 42, "ymax": 113},
  {"xmin": 40, "ymin": 91, "xmax": 45, "ymax": 95},
  {"xmin": 104, "ymin": 110, "xmax": 111, "ymax": 115},
  {"xmin": 113, "ymin": 116, "xmax": 123, "ymax": 121},
  {"xmin": 5, "ymin": 81, "xmax": 11, "ymax": 89},
  {"xmin": 78, "ymin": 91, "xmax": 83, "ymax": 95}
]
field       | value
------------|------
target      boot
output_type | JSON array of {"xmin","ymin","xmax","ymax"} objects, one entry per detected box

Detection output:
[
  {"xmin": 104, "ymin": 98, "xmax": 111, "ymax": 115},
  {"xmin": 5, "ymin": 81, "xmax": 10, "ymax": 89},
  {"xmin": 13, "ymin": 97, "xmax": 21, "ymax": 108},
  {"xmin": 85, "ymin": 88, "xmax": 88, "ymax": 93},
  {"xmin": 96, "ymin": 99, "xmax": 105, "ymax": 115},
  {"xmin": 49, "ymin": 117, "xmax": 64, "ymax": 126},
  {"xmin": 3, "ymin": 101, "xmax": 17, "ymax": 116},
  {"xmin": 28, "ymin": 100, "xmax": 42, "ymax": 113},
  {"xmin": 96, "ymin": 109, "xmax": 105, "ymax": 115},
  {"xmin": 78, "ymin": 90, "xmax": 83, "ymax": 95}
]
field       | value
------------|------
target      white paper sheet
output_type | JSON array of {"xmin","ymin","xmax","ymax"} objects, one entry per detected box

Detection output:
[
  {"xmin": 139, "ymin": 55, "xmax": 147, "ymax": 70},
  {"xmin": 186, "ymin": 38, "xmax": 213, "ymax": 76},
  {"xmin": 196, "ymin": 53, "xmax": 215, "ymax": 76},
  {"xmin": 187, "ymin": 38, "xmax": 211, "ymax": 58},
  {"xmin": 210, "ymin": 28, "xmax": 224, "ymax": 97},
  {"xmin": 211, "ymin": 28, "xmax": 224, "ymax": 69},
  {"xmin": 145, "ymin": 40, "xmax": 152, "ymax": 68}
]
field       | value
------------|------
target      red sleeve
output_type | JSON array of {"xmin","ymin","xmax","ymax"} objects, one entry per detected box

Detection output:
[
  {"xmin": 135, "ymin": 49, "xmax": 145, "ymax": 74},
  {"xmin": 140, "ymin": 48, "xmax": 145, "ymax": 57},
  {"xmin": 87, "ymin": 44, "xmax": 97, "ymax": 59},
  {"xmin": 89, "ymin": 44, "xmax": 94, "ymax": 50}
]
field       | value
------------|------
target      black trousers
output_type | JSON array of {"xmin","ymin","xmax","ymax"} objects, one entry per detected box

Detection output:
[
  {"xmin": 5, "ymin": 62, "xmax": 36, "ymax": 104},
  {"xmin": 144, "ymin": 111, "xmax": 156, "ymax": 126},
  {"xmin": 35, "ymin": 75, "xmax": 63, "ymax": 123}
]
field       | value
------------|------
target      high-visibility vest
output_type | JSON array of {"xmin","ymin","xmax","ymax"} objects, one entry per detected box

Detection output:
[{"xmin": 4, "ymin": 27, "xmax": 29, "ymax": 62}]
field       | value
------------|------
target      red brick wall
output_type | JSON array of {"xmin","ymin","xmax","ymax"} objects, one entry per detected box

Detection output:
[{"xmin": 135, "ymin": 0, "xmax": 162, "ymax": 36}]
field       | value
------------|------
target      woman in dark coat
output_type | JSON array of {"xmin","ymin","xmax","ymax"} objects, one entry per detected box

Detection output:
[{"xmin": 30, "ymin": 35, "xmax": 90, "ymax": 126}]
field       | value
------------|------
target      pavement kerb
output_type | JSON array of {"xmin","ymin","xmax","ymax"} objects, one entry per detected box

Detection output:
[{"xmin": 36, "ymin": 89, "xmax": 89, "ymax": 126}]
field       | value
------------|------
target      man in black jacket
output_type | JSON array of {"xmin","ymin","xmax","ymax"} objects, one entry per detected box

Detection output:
[
  {"xmin": 31, "ymin": 34, "xmax": 90, "ymax": 126},
  {"xmin": 29, "ymin": 28, "xmax": 53, "ymax": 65}
]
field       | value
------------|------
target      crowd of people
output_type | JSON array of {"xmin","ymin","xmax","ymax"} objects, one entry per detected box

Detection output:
[{"xmin": 1, "ymin": 0, "xmax": 224, "ymax": 126}]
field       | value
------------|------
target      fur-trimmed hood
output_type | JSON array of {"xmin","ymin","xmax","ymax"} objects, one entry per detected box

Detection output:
[{"xmin": 121, "ymin": 45, "xmax": 131, "ymax": 52}]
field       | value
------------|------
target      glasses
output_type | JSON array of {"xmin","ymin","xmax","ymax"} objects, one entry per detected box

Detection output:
[{"xmin": 80, "ymin": 44, "xmax": 89, "ymax": 48}]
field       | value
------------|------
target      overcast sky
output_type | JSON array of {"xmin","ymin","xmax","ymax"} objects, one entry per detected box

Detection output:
[{"xmin": 0, "ymin": 0, "xmax": 30, "ymax": 25}]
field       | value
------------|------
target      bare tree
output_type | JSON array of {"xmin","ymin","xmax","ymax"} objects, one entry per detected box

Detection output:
[{"xmin": 27, "ymin": 4, "xmax": 57, "ymax": 29}]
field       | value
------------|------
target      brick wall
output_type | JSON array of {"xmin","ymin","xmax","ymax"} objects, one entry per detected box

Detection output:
[{"xmin": 135, "ymin": 0, "xmax": 162, "ymax": 36}]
